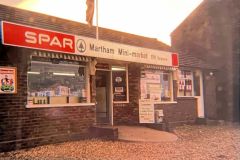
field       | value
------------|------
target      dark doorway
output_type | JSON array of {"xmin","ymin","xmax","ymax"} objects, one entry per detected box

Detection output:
[{"xmin": 95, "ymin": 70, "xmax": 110, "ymax": 124}]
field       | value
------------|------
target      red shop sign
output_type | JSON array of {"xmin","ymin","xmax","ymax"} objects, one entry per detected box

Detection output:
[
  {"xmin": 1, "ymin": 21, "xmax": 75, "ymax": 53},
  {"xmin": 171, "ymin": 53, "xmax": 179, "ymax": 67}
]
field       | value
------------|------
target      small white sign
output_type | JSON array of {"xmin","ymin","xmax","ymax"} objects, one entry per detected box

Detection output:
[{"xmin": 139, "ymin": 99, "xmax": 154, "ymax": 123}]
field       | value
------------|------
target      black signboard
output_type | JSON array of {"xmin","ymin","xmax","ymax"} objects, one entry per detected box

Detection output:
[{"xmin": 112, "ymin": 70, "xmax": 127, "ymax": 102}]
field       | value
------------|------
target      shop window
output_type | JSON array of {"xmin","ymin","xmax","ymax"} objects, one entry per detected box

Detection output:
[
  {"xmin": 112, "ymin": 66, "xmax": 129, "ymax": 103},
  {"xmin": 140, "ymin": 69, "xmax": 173, "ymax": 102},
  {"xmin": 178, "ymin": 70, "xmax": 194, "ymax": 97},
  {"xmin": 27, "ymin": 57, "xmax": 88, "ymax": 106}
]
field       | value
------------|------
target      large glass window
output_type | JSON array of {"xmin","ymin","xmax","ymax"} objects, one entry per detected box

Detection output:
[
  {"xmin": 27, "ymin": 57, "xmax": 88, "ymax": 106},
  {"xmin": 140, "ymin": 69, "xmax": 173, "ymax": 102},
  {"xmin": 178, "ymin": 70, "xmax": 194, "ymax": 97}
]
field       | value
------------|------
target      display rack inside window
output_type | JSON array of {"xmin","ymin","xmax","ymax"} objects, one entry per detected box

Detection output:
[
  {"xmin": 178, "ymin": 70, "xmax": 193, "ymax": 96},
  {"xmin": 140, "ymin": 68, "xmax": 172, "ymax": 102},
  {"xmin": 27, "ymin": 57, "xmax": 87, "ymax": 105}
]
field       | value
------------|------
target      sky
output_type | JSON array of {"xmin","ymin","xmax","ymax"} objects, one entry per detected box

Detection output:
[{"xmin": 0, "ymin": 0, "xmax": 203, "ymax": 45}]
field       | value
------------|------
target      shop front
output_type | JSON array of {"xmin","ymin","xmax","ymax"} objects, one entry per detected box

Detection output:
[{"xmin": 0, "ymin": 4, "xmax": 200, "ymax": 151}]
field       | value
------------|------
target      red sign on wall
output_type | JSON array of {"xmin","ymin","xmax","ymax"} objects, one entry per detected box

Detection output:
[
  {"xmin": 1, "ymin": 21, "xmax": 75, "ymax": 53},
  {"xmin": 171, "ymin": 53, "xmax": 179, "ymax": 67}
]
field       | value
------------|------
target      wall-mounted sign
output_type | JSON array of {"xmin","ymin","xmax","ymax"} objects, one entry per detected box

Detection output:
[
  {"xmin": 2, "ymin": 21, "xmax": 75, "ymax": 53},
  {"xmin": 0, "ymin": 67, "xmax": 17, "ymax": 94},
  {"xmin": 139, "ymin": 99, "xmax": 154, "ymax": 123},
  {"xmin": 1, "ymin": 21, "xmax": 178, "ymax": 67}
]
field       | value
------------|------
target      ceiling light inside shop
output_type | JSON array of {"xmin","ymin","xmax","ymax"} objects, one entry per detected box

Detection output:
[
  {"xmin": 27, "ymin": 71, "xmax": 40, "ymax": 74},
  {"xmin": 53, "ymin": 72, "xmax": 75, "ymax": 76},
  {"xmin": 111, "ymin": 67, "xmax": 126, "ymax": 71}
]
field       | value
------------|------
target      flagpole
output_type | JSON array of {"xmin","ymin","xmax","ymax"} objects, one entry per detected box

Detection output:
[{"xmin": 96, "ymin": 0, "xmax": 99, "ymax": 40}]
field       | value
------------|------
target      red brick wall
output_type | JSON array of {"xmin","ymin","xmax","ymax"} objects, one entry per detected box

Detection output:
[
  {"xmin": 155, "ymin": 98, "xmax": 198, "ymax": 126},
  {"xmin": 171, "ymin": 0, "xmax": 240, "ymax": 122},
  {"xmin": 113, "ymin": 64, "xmax": 198, "ymax": 126},
  {"xmin": 0, "ymin": 47, "xmax": 96, "ymax": 152},
  {"xmin": 113, "ymin": 63, "xmax": 140, "ymax": 125}
]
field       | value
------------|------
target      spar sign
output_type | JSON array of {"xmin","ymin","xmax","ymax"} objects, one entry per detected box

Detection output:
[
  {"xmin": 1, "ymin": 21, "xmax": 178, "ymax": 67},
  {"xmin": 2, "ymin": 21, "xmax": 75, "ymax": 53}
]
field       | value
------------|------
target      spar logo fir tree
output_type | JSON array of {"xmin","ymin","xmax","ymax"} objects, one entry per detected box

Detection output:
[{"xmin": 76, "ymin": 39, "xmax": 86, "ymax": 53}]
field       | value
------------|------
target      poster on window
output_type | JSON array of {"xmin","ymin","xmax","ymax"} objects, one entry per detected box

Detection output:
[
  {"xmin": 139, "ymin": 99, "xmax": 154, "ymax": 123},
  {"xmin": 145, "ymin": 73, "xmax": 160, "ymax": 83},
  {"xmin": 140, "ymin": 79, "xmax": 147, "ymax": 99},
  {"xmin": 0, "ymin": 67, "xmax": 17, "ymax": 94},
  {"xmin": 112, "ymin": 71, "xmax": 127, "ymax": 102},
  {"xmin": 147, "ymin": 83, "xmax": 161, "ymax": 101}
]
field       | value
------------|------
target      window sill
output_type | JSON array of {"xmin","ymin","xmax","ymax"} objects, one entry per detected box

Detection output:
[
  {"xmin": 154, "ymin": 101, "xmax": 177, "ymax": 104},
  {"xmin": 177, "ymin": 96, "xmax": 195, "ymax": 98},
  {"xmin": 177, "ymin": 97, "xmax": 197, "ymax": 99},
  {"xmin": 113, "ymin": 101, "xmax": 129, "ymax": 104},
  {"xmin": 139, "ymin": 99, "xmax": 177, "ymax": 104},
  {"xmin": 26, "ymin": 103, "xmax": 95, "ymax": 108}
]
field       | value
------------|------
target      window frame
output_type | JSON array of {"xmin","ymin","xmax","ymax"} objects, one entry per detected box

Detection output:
[
  {"xmin": 112, "ymin": 64, "xmax": 129, "ymax": 104},
  {"xmin": 26, "ymin": 57, "xmax": 93, "ymax": 108},
  {"xmin": 140, "ymin": 68, "xmax": 174, "ymax": 103},
  {"xmin": 177, "ymin": 70, "xmax": 195, "ymax": 97}
]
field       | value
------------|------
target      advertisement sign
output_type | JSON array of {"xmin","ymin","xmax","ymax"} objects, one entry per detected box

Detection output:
[
  {"xmin": 75, "ymin": 35, "xmax": 178, "ymax": 67},
  {"xmin": 139, "ymin": 99, "xmax": 154, "ymax": 123},
  {"xmin": 1, "ymin": 21, "xmax": 179, "ymax": 67},
  {"xmin": 2, "ymin": 21, "xmax": 75, "ymax": 53},
  {"xmin": 112, "ymin": 70, "xmax": 127, "ymax": 102},
  {"xmin": 0, "ymin": 67, "xmax": 17, "ymax": 94}
]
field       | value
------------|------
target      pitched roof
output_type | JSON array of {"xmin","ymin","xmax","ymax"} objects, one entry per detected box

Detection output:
[
  {"xmin": 179, "ymin": 52, "xmax": 217, "ymax": 70},
  {"xmin": 0, "ymin": 4, "xmax": 216, "ymax": 70},
  {"xmin": 0, "ymin": 4, "xmax": 171, "ymax": 52}
]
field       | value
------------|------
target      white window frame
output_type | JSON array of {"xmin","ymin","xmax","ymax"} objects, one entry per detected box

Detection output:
[
  {"xmin": 177, "ymin": 70, "xmax": 195, "ymax": 97},
  {"xmin": 112, "ymin": 64, "xmax": 129, "ymax": 104},
  {"xmin": 26, "ymin": 58, "xmax": 93, "ymax": 108},
  {"xmin": 140, "ymin": 69, "xmax": 175, "ymax": 103}
]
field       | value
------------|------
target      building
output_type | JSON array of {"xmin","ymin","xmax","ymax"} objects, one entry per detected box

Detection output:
[
  {"xmin": 0, "ymin": 4, "xmax": 215, "ymax": 151},
  {"xmin": 171, "ymin": 0, "xmax": 240, "ymax": 122}
]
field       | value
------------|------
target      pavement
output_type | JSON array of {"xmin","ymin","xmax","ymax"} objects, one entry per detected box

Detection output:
[{"xmin": 117, "ymin": 125, "xmax": 178, "ymax": 142}]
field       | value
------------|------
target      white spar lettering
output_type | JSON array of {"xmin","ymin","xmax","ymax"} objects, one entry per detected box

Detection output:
[
  {"xmin": 25, "ymin": 31, "xmax": 37, "ymax": 43},
  {"xmin": 39, "ymin": 34, "xmax": 50, "ymax": 44},
  {"xmin": 24, "ymin": 31, "xmax": 73, "ymax": 49}
]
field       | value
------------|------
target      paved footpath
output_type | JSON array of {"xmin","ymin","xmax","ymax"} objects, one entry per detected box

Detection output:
[
  {"xmin": 117, "ymin": 125, "xmax": 178, "ymax": 142},
  {"xmin": 0, "ymin": 124, "xmax": 240, "ymax": 160}
]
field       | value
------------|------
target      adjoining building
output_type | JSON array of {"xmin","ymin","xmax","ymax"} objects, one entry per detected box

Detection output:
[
  {"xmin": 171, "ymin": 0, "xmax": 240, "ymax": 122},
  {"xmin": 0, "ymin": 4, "xmax": 216, "ymax": 151}
]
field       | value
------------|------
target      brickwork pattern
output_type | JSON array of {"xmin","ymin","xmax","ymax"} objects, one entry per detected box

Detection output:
[
  {"xmin": 155, "ymin": 97, "xmax": 198, "ymax": 126},
  {"xmin": 113, "ymin": 64, "xmax": 140, "ymax": 125},
  {"xmin": 113, "ymin": 64, "xmax": 198, "ymax": 126},
  {"xmin": 171, "ymin": 0, "xmax": 240, "ymax": 122},
  {"xmin": 0, "ymin": 48, "xmax": 96, "ymax": 152}
]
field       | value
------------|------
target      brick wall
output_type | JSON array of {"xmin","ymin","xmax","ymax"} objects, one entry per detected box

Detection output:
[
  {"xmin": 171, "ymin": 0, "xmax": 240, "ymax": 122},
  {"xmin": 113, "ymin": 63, "xmax": 140, "ymax": 125},
  {"xmin": 113, "ymin": 64, "xmax": 198, "ymax": 126},
  {"xmin": 155, "ymin": 97, "xmax": 198, "ymax": 126},
  {"xmin": 0, "ymin": 47, "xmax": 96, "ymax": 152}
]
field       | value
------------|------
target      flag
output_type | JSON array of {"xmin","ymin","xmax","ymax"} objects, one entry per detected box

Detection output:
[{"xmin": 86, "ymin": 0, "xmax": 95, "ymax": 26}]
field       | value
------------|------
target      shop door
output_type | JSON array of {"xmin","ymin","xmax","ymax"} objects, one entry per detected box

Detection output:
[
  {"xmin": 194, "ymin": 70, "xmax": 205, "ymax": 118},
  {"xmin": 96, "ymin": 70, "xmax": 110, "ymax": 124}
]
